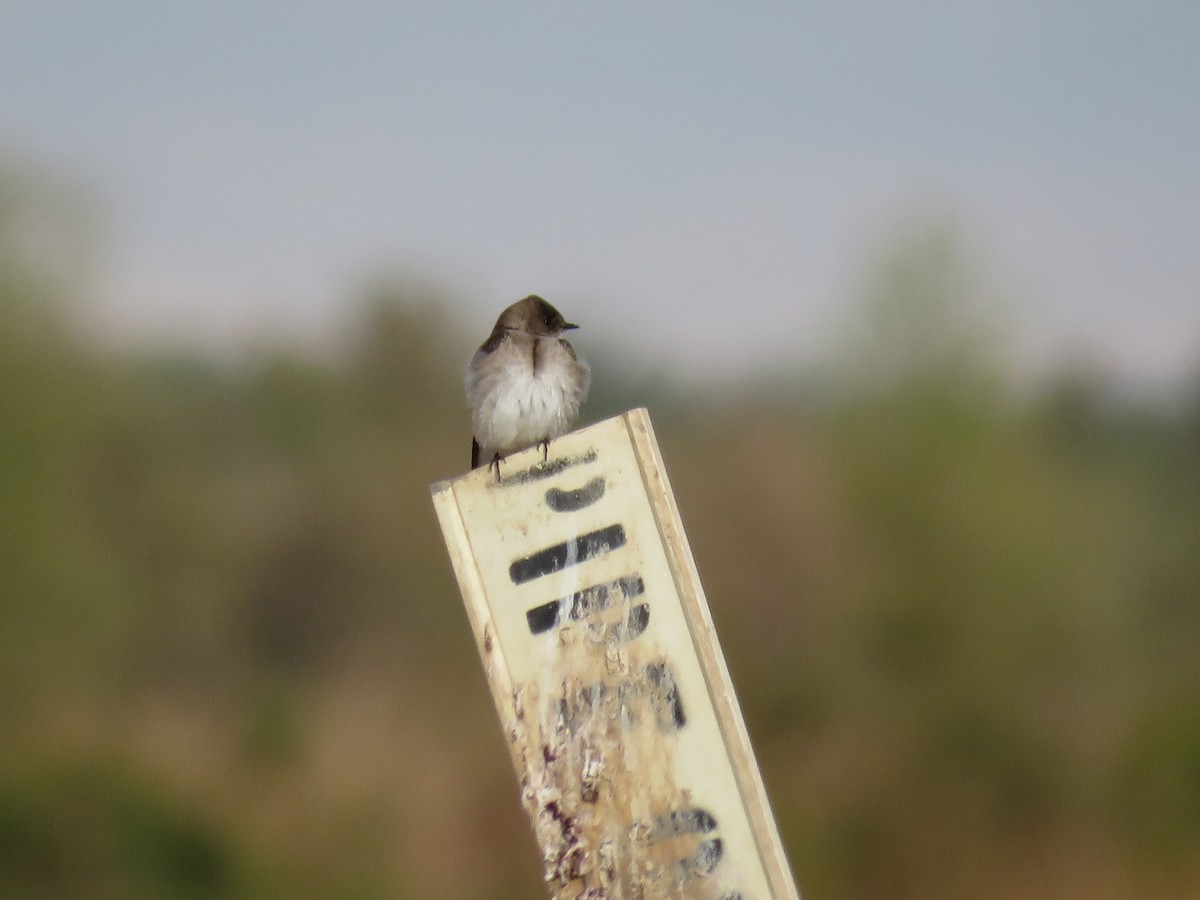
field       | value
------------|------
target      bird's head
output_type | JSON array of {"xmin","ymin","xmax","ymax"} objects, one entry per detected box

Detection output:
[{"xmin": 499, "ymin": 295, "xmax": 579, "ymax": 337}]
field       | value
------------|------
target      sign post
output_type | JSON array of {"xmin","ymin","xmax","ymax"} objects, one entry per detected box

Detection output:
[{"xmin": 431, "ymin": 408, "xmax": 800, "ymax": 899}]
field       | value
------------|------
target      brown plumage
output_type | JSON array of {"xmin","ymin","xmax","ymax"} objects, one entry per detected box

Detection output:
[{"xmin": 466, "ymin": 296, "xmax": 590, "ymax": 475}]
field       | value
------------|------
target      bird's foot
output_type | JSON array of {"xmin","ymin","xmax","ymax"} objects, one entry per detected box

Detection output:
[
  {"xmin": 539, "ymin": 437, "xmax": 550, "ymax": 461},
  {"xmin": 489, "ymin": 454, "xmax": 503, "ymax": 481}
]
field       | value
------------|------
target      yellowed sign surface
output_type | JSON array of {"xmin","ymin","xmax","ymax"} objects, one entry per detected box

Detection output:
[{"xmin": 431, "ymin": 409, "xmax": 799, "ymax": 899}]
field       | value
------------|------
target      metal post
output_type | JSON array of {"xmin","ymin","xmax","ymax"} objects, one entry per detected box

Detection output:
[{"xmin": 431, "ymin": 408, "xmax": 800, "ymax": 899}]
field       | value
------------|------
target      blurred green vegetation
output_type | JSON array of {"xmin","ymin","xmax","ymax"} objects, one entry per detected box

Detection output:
[{"xmin": 2, "ymin": 162, "xmax": 1198, "ymax": 899}]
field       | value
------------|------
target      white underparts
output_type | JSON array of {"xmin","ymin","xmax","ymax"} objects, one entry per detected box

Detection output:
[{"xmin": 467, "ymin": 336, "xmax": 590, "ymax": 462}]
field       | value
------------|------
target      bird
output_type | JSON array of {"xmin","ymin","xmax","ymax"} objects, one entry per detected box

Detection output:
[{"xmin": 466, "ymin": 295, "xmax": 591, "ymax": 478}]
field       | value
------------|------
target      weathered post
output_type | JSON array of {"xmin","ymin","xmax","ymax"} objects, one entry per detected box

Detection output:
[{"xmin": 431, "ymin": 408, "xmax": 800, "ymax": 899}]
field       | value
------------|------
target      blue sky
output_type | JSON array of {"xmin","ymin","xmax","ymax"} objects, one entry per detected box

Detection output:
[{"xmin": 2, "ymin": 3, "xmax": 1197, "ymax": 384}]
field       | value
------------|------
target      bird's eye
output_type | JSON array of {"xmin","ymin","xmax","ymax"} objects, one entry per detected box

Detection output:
[{"xmin": 542, "ymin": 313, "xmax": 554, "ymax": 326}]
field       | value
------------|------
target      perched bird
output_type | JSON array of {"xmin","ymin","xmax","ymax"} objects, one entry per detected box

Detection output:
[{"xmin": 467, "ymin": 295, "xmax": 590, "ymax": 477}]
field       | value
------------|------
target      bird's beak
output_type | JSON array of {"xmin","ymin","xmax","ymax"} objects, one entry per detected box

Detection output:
[{"xmin": 562, "ymin": 322, "xmax": 579, "ymax": 330}]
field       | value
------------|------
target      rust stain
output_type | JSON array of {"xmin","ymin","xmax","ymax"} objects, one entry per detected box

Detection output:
[{"xmin": 502, "ymin": 621, "xmax": 729, "ymax": 899}]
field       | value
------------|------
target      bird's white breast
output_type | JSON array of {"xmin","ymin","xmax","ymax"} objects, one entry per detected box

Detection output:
[{"xmin": 468, "ymin": 336, "xmax": 589, "ymax": 459}]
